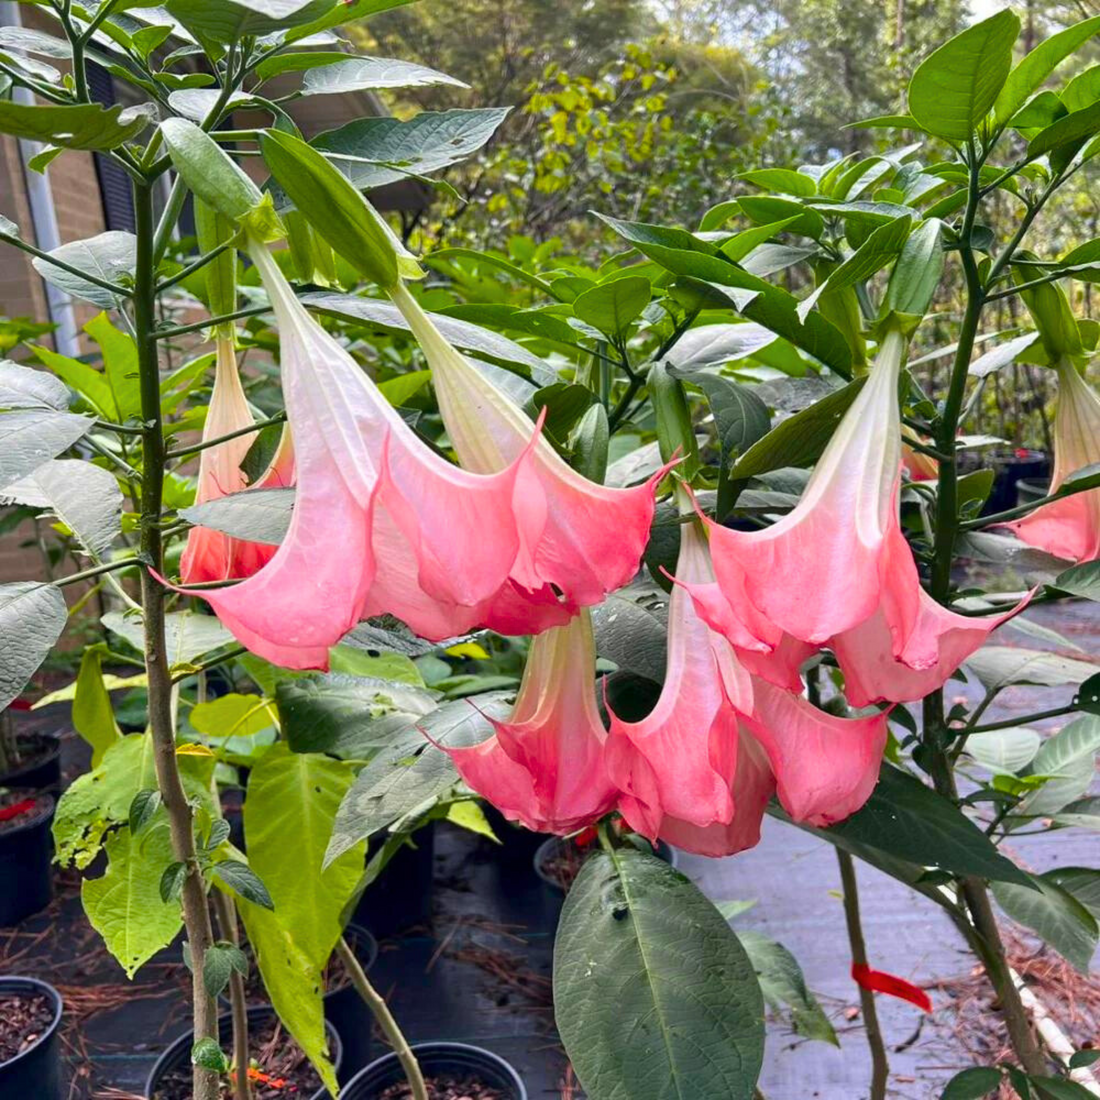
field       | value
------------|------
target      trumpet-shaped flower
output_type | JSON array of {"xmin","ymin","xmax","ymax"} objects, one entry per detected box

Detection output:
[
  {"xmin": 607, "ymin": 514, "xmax": 888, "ymax": 857},
  {"xmin": 684, "ymin": 330, "xmax": 1027, "ymax": 704},
  {"xmin": 447, "ymin": 610, "xmax": 617, "ymax": 834},
  {"xmin": 180, "ymin": 333, "xmax": 295, "ymax": 584},
  {"xmin": 389, "ymin": 283, "xmax": 670, "ymax": 614},
  {"xmin": 1007, "ymin": 361, "xmax": 1100, "ymax": 563},
  {"xmin": 184, "ymin": 241, "xmax": 548, "ymax": 669}
]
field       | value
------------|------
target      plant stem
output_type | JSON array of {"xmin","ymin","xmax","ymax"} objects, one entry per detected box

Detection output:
[
  {"xmin": 132, "ymin": 175, "xmax": 221, "ymax": 1100},
  {"xmin": 55, "ymin": 557, "xmax": 140, "ymax": 588},
  {"xmin": 966, "ymin": 704, "xmax": 1078, "ymax": 734},
  {"xmin": 212, "ymin": 890, "xmax": 252, "ymax": 1100},
  {"xmin": 836, "ymin": 850, "xmax": 889, "ymax": 1100},
  {"xmin": 166, "ymin": 413, "xmax": 286, "ymax": 459},
  {"xmin": 0, "ymin": 232, "xmax": 131, "ymax": 297},
  {"xmin": 155, "ymin": 304, "xmax": 271, "ymax": 341},
  {"xmin": 335, "ymin": 937, "xmax": 427, "ymax": 1100}
]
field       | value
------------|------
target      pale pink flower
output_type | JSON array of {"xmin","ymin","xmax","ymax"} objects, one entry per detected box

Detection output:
[
  {"xmin": 447, "ymin": 610, "xmax": 618, "ymax": 835},
  {"xmin": 1007, "ymin": 361, "xmax": 1100, "ymax": 562},
  {"xmin": 683, "ymin": 330, "xmax": 1027, "ymax": 705},
  {"xmin": 607, "ymin": 513, "xmax": 888, "ymax": 857},
  {"xmin": 180, "ymin": 333, "xmax": 294, "ymax": 584}
]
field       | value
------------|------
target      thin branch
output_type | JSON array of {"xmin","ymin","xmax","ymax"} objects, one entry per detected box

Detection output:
[
  {"xmin": 166, "ymin": 412, "xmax": 285, "ymax": 459},
  {"xmin": 154, "ymin": 304, "xmax": 271, "ymax": 341},
  {"xmin": 157, "ymin": 241, "xmax": 234, "ymax": 293},
  {"xmin": 0, "ymin": 232, "xmax": 131, "ymax": 297},
  {"xmin": 55, "ymin": 557, "xmax": 141, "ymax": 587}
]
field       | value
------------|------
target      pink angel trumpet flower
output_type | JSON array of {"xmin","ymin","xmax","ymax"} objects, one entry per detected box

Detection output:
[
  {"xmin": 446, "ymin": 609, "xmax": 618, "ymax": 835},
  {"xmin": 180, "ymin": 331, "xmax": 295, "ymax": 584},
  {"xmin": 683, "ymin": 329, "xmax": 1029, "ymax": 705},
  {"xmin": 1005, "ymin": 360, "xmax": 1100, "ymax": 563},
  {"xmin": 388, "ymin": 282, "xmax": 673, "ymax": 618},
  {"xmin": 178, "ymin": 240, "xmax": 545, "ymax": 669},
  {"xmin": 607, "ymin": 506, "xmax": 889, "ymax": 858}
]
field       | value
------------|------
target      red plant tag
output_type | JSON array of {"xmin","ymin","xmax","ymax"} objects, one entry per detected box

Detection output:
[
  {"xmin": 852, "ymin": 962, "xmax": 932, "ymax": 1013},
  {"xmin": 247, "ymin": 1067, "xmax": 295, "ymax": 1090},
  {"xmin": 8, "ymin": 698, "xmax": 31, "ymax": 711},
  {"xmin": 0, "ymin": 798, "xmax": 37, "ymax": 823},
  {"xmin": 573, "ymin": 827, "xmax": 599, "ymax": 848}
]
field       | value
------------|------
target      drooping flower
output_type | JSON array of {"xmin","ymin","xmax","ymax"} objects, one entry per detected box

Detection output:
[
  {"xmin": 901, "ymin": 427, "xmax": 938, "ymax": 482},
  {"xmin": 1006, "ymin": 361, "xmax": 1100, "ymax": 563},
  {"xmin": 683, "ymin": 329, "xmax": 1028, "ymax": 705},
  {"xmin": 852, "ymin": 963, "xmax": 933, "ymax": 1013},
  {"xmin": 180, "ymin": 332, "xmax": 295, "ymax": 584},
  {"xmin": 389, "ymin": 282, "xmax": 672, "ymax": 613},
  {"xmin": 182, "ymin": 240, "xmax": 546, "ymax": 669},
  {"xmin": 606, "ymin": 508, "xmax": 888, "ymax": 857},
  {"xmin": 446, "ymin": 610, "xmax": 618, "ymax": 835}
]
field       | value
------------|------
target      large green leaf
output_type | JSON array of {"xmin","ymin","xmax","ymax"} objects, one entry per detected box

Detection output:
[
  {"xmin": 72, "ymin": 644, "xmax": 121, "ymax": 767},
  {"xmin": 0, "ymin": 360, "xmax": 70, "ymax": 411},
  {"xmin": 994, "ymin": 16, "xmax": 1100, "ymax": 125},
  {"xmin": 663, "ymin": 323, "xmax": 775, "ymax": 370},
  {"xmin": 243, "ymin": 742, "xmax": 363, "ymax": 968},
  {"xmin": 53, "ymin": 733, "xmax": 217, "ymax": 869},
  {"xmin": 302, "ymin": 292, "xmax": 556, "ymax": 381},
  {"xmin": 672, "ymin": 370, "xmax": 770, "ymax": 467},
  {"xmin": 883, "ymin": 217, "xmax": 944, "ymax": 319},
  {"xmin": 82, "ymin": 824, "xmax": 183, "ymax": 978},
  {"xmin": 573, "ymin": 276, "xmax": 651, "ymax": 338},
  {"xmin": 102, "ymin": 609, "xmax": 235, "ymax": 668},
  {"xmin": 591, "ymin": 583, "xmax": 668, "ymax": 685},
  {"xmin": 301, "ymin": 56, "xmax": 465, "ymax": 96},
  {"xmin": 2, "ymin": 458, "xmax": 122, "ymax": 557},
  {"xmin": 0, "ymin": 582, "xmax": 67, "ymax": 712},
  {"xmin": 325, "ymin": 694, "xmax": 510, "ymax": 864},
  {"xmin": 964, "ymin": 647, "xmax": 1100, "ymax": 692},
  {"xmin": 824, "ymin": 765, "xmax": 1031, "ymax": 886},
  {"xmin": 182, "ymin": 487, "xmax": 293, "ymax": 545},
  {"xmin": 1045, "ymin": 867, "xmax": 1100, "ymax": 920},
  {"xmin": 300, "ymin": 108, "xmax": 508, "ymax": 194},
  {"xmin": 279, "ymin": 0, "xmax": 414, "ymax": 43},
  {"xmin": 963, "ymin": 726, "xmax": 1041, "ymax": 775},
  {"xmin": 0, "ymin": 100, "xmax": 154, "ymax": 150},
  {"xmin": 1054, "ymin": 560, "xmax": 1100, "ymax": 602},
  {"xmin": 1028, "ymin": 101, "xmax": 1100, "ymax": 169},
  {"xmin": 1018, "ymin": 716, "xmax": 1100, "ymax": 817},
  {"xmin": 554, "ymin": 848, "xmax": 765, "ymax": 1100},
  {"xmin": 277, "ymin": 672, "xmax": 438, "ymax": 757},
  {"xmin": 736, "ymin": 931, "xmax": 837, "ymax": 1045},
  {"xmin": 165, "ymin": 0, "xmax": 331, "ymax": 53},
  {"xmin": 31, "ymin": 232, "xmax": 135, "ymax": 309},
  {"xmin": 907, "ymin": 11, "xmax": 1021, "ymax": 142},
  {"xmin": 729, "ymin": 377, "xmax": 866, "ymax": 479},
  {"xmin": 0, "ymin": 408, "xmax": 93, "ymax": 490},
  {"xmin": 992, "ymin": 873, "xmax": 1098, "ymax": 972}
]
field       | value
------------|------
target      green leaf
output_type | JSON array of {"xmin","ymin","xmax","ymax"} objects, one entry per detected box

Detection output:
[
  {"xmin": 908, "ymin": 11, "xmax": 1021, "ymax": 142},
  {"xmin": 73, "ymin": 644, "xmax": 121, "ymax": 767},
  {"xmin": 572, "ymin": 276, "xmax": 651, "ymax": 338},
  {"xmin": 190, "ymin": 692, "xmax": 278, "ymax": 742},
  {"xmin": 968, "ymin": 332, "xmax": 1041, "ymax": 379},
  {"xmin": 1031, "ymin": 1077, "xmax": 1099, "ymax": 1100},
  {"xmin": 825, "ymin": 765, "xmax": 1031, "ymax": 886},
  {"xmin": 1070, "ymin": 1050, "xmax": 1100, "ymax": 1070},
  {"xmin": 884, "ymin": 218, "xmax": 944, "ymax": 320},
  {"xmin": 964, "ymin": 647, "xmax": 1100, "ymax": 693},
  {"xmin": 729, "ymin": 377, "xmax": 866, "ymax": 479},
  {"xmin": 0, "ymin": 408, "xmax": 93, "ymax": 491},
  {"xmin": 302, "ymin": 292, "xmax": 555, "ymax": 380},
  {"xmin": 0, "ymin": 582, "xmax": 67, "ymax": 712},
  {"xmin": 279, "ymin": 0, "xmax": 413, "ymax": 43},
  {"xmin": 0, "ymin": 100, "xmax": 154, "ymax": 150},
  {"xmin": 159, "ymin": 861, "xmax": 186, "ymax": 903},
  {"xmin": 31, "ymin": 231, "xmax": 134, "ymax": 308},
  {"xmin": 301, "ymin": 56, "xmax": 465, "ymax": 96},
  {"xmin": 328, "ymin": 644, "xmax": 425, "ymax": 686},
  {"xmin": 554, "ymin": 848, "xmax": 765, "ymax": 1100},
  {"xmin": 160, "ymin": 118, "xmax": 263, "ymax": 222},
  {"xmin": 963, "ymin": 726, "xmax": 1040, "ymax": 775},
  {"xmin": 737, "ymin": 195, "xmax": 823, "ymax": 240},
  {"xmin": 0, "ymin": 360, "xmax": 70, "ymax": 411},
  {"xmin": 182, "ymin": 486, "xmax": 292, "ymax": 546},
  {"xmin": 591, "ymin": 584, "xmax": 668, "ymax": 685},
  {"xmin": 243, "ymin": 742, "xmax": 362, "ymax": 960},
  {"xmin": 3, "ymin": 458, "xmax": 122, "ymax": 557},
  {"xmin": 735, "ymin": 168, "xmax": 817, "ymax": 198},
  {"xmin": 203, "ymin": 942, "xmax": 247, "ymax": 999},
  {"xmin": 166, "ymin": 88, "xmax": 254, "ymax": 124},
  {"xmin": 737, "ymin": 931, "xmax": 837, "ymax": 1045},
  {"xmin": 1018, "ymin": 716, "xmax": 1100, "ymax": 816},
  {"xmin": 86, "ymin": 312, "xmax": 142, "ymax": 422},
  {"xmin": 190, "ymin": 1036, "xmax": 228, "ymax": 1073},
  {"xmin": 798, "ymin": 216, "xmax": 911, "ymax": 322},
  {"xmin": 212, "ymin": 860, "xmax": 274, "ymax": 910},
  {"xmin": 377, "ymin": 369, "xmax": 430, "ymax": 407},
  {"xmin": 673, "ymin": 371, "xmax": 771, "ymax": 467},
  {"xmin": 994, "ymin": 16, "xmax": 1100, "ymax": 125},
  {"xmin": 1050, "ymin": 560, "xmax": 1100, "ymax": 601},
  {"xmin": 276, "ymin": 672, "xmax": 438, "ymax": 758},
  {"xmin": 664, "ymin": 323, "xmax": 776, "ymax": 371},
  {"xmin": 261, "ymin": 128, "xmax": 400, "ymax": 288},
  {"xmin": 325, "ymin": 694, "xmax": 511, "ymax": 863},
  {"xmin": 53, "ymin": 733, "xmax": 216, "ymax": 869},
  {"xmin": 992, "ymin": 873, "xmax": 1098, "ymax": 972},
  {"xmin": 1028, "ymin": 101, "xmax": 1100, "ymax": 164},
  {"xmin": 102, "ymin": 609, "xmax": 235, "ymax": 668},
  {"xmin": 128, "ymin": 789, "xmax": 161, "ymax": 835},
  {"xmin": 305, "ymin": 108, "xmax": 509, "ymax": 195},
  {"xmin": 1074, "ymin": 672, "xmax": 1100, "ymax": 716},
  {"xmin": 941, "ymin": 1067, "xmax": 1004, "ymax": 1099},
  {"xmin": 253, "ymin": 49, "xmax": 349, "ymax": 80},
  {"xmin": 571, "ymin": 402, "xmax": 609, "ymax": 483},
  {"xmin": 164, "ymin": 0, "xmax": 331, "ymax": 54},
  {"xmin": 82, "ymin": 825, "xmax": 183, "ymax": 978},
  {"xmin": 1045, "ymin": 867, "xmax": 1100, "ymax": 920}
]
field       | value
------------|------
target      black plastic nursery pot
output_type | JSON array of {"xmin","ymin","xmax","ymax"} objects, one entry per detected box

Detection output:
[
  {"xmin": 534, "ymin": 835, "xmax": 677, "ymax": 919},
  {"xmin": 481, "ymin": 805, "xmax": 547, "ymax": 869},
  {"xmin": 1016, "ymin": 476, "xmax": 1050, "ymax": 507},
  {"xmin": 219, "ymin": 923, "xmax": 379, "ymax": 1081},
  {"xmin": 146, "ymin": 1006, "xmax": 343, "ymax": 1100},
  {"xmin": 0, "ymin": 976, "xmax": 64, "ymax": 1100},
  {"xmin": 342, "ymin": 1042, "xmax": 527, "ymax": 1100},
  {"xmin": 354, "ymin": 822, "xmax": 436, "ymax": 939},
  {"xmin": 0, "ymin": 791, "xmax": 55, "ymax": 927},
  {"xmin": 985, "ymin": 448, "xmax": 1051, "ymax": 514},
  {"xmin": 0, "ymin": 730, "xmax": 62, "ymax": 794}
]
